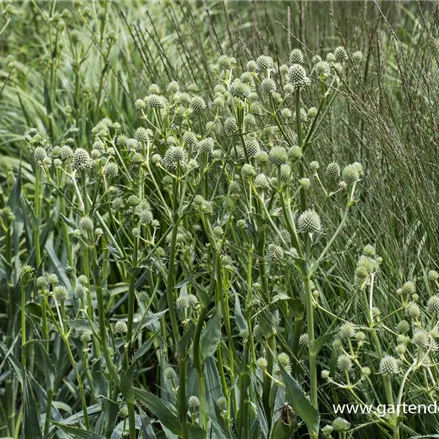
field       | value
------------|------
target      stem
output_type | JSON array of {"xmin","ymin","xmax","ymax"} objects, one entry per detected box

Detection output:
[{"xmin": 303, "ymin": 272, "xmax": 318, "ymax": 409}]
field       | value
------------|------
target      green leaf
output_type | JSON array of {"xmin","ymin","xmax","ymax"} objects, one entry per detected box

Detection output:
[
  {"xmin": 187, "ymin": 424, "xmax": 206, "ymax": 439},
  {"xmin": 133, "ymin": 387, "xmax": 181, "ymax": 435},
  {"xmin": 176, "ymin": 325, "xmax": 194, "ymax": 358},
  {"xmin": 200, "ymin": 307, "xmax": 221, "ymax": 361},
  {"xmin": 270, "ymin": 418, "xmax": 293, "ymax": 439},
  {"xmin": 310, "ymin": 332, "xmax": 336, "ymax": 356},
  {"xmin": 280, "ymin": 365, "xmax": 320, "ymax": 436},
  {"xmin": 69, "ymin": 319, "xmax": 99, "ymax": 335},
  {"xmin": 24, "ymin": 372, "xmax": 42, "ymax": 439},
  {"xmin": 120, "ymin": 364, "xmax": 135, "ymax": 405},
  {"xmin": 51, "ymin": 422, "xmax": 105, "ymax": 439}
]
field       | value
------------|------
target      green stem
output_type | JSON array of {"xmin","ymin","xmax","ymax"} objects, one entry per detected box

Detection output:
[{"xmin": 303, "ymin": 272, "xmax": 318, "ymax": 409}]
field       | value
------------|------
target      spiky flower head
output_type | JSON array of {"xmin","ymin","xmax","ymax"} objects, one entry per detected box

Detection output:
[
  {"xmin": 269, "ymin": 146, "xmax": 288, "ymax": 167},
  {"xmin": 339, "ymin": 323, "xmax": 356, "ymax": 340},
  {"xmin": 342, "ymin": 163, "xmax": 360, "ymax": 184},
  {"xmin": 254, "ymin": 173, "xmax": 271, "ymax": 192},
  {"xmin": 190, "ymin": 96, "xmax": 206, "ymax": 111},
  {"xmin": 326, "ymin": 162, "xmax": 340, "ymax": 178},
  {"xmin": 379, "ymin": 355, "xmax": 398, "ymax": 375},
  {"xmin": 135, "ymin": 99, "xmax": 145, "ymax": 109},
  {"xmin": 147, "ymin": 94, "xmax": 165, "ymax": 109},
  {"xmin": 299, "ymin": 333, "xmax": 309, "ymax": 347},
  {"xmin": 74, "ymin": 285, "xmax": 86, "ymax": 299},
  {"xmin": 268, "ymin": 244, "xmax": 284, "ymax": 262},
  {"xmin": 288, "ymin": 64, "xmax": 309, "ymax": 88},
  {"xmin": 261, "ymin": 78, "xmax": 276, "ymax": 95},
  {"xmin": 241, "ymin": 163, "xmax": 256, "ymax": 179},
  {"xmin": 72, "ymin": 148, "xmax": 92, "ymax": 172},
  {"xmin": 34, "ymin": 147, "xmax": 47, "ymax": 162},
  {"xmin": 162, "ymin": 146, "xmax": 186, "ymax": 170},
  {"xmin": 188, "ymin": 396, "xmax": 200, "ymax": 408},
  {"xmin": 104, "ymin": 162, "xmax": 118, "ymax": 179},
  {"xmin": 289, "ymin": 48, "xmax": 304, "ymax": 64},
  {"xmin": 183, "ymin": 131, "xmax": 198, "ymax": 147},
  {"xmin": 230, "ymin": 79, "xmax": 250, "ymax": 99},
  {"xmin": 396, "ymin": 320, "xmax": 410, "ymax": 334},
  {"xmin": 428, "ymin": 295, "xmax": 439, "ymax": 314},
  {"xmin": 79, "ymin": 216, "xmax": 94, "ymax": 231},
  {"xmin": 256, "ymin": 357, "xmax": 268, "ymax": 369},
  {"xmin": 188, "ymin": 294, "xmax": 198, "ymax": 307},
  {"xmin": 337, "ymin": 354, "xmax": 352, "ymax": 373},
  {"xmin": 60, "ymin": 145, "xmax": 73, "ymax": 160},
  {"xmin": 176, "ymin": 296, "xmax": 189, "ymax": 310},
  {"xmin": 401, "ymin": 281, "xmax": 416, "ymax": 296},
  {"xmin": 353, "ymin": 51, "xmax": 363, "ymax": 63},
  {"xmin": 428, "ymin": 270, "xmax": 439, "ymax": 282},
  {"xmin": 288, "ymin": 146, "xmax": 303, "ymax": 160},
  {"xmin": 54, "ymin": 285, "xmax": 68, "ymax": 302},
  {"xmin": 298, "ymin": 209, "xmax": 322, "ymax": 233},
  {"xmin": 167, "ymin": 81, "xmax": 180, "ymax": 94},
  {"xmin": 115, "ymin": 320, "xmax": 128, "ymax": 334},
  {"xmin": 362, "ymin": 244, "xmax": 376, "ymax": 257},
  {"xmin": 225, "ymin": 117, "xmax": 238, "ymax": 136},
  {"xmin": 246, "ymin": 60, "xmax": 257, "ymax": 72},
  {"xmin": 334, "ymin": 46, "xmax": 348, "ymax": 63},
  {"xmin": 243, "ymin": 137, "xmax": 260, "ymax": 159},
  {"xmin": 256, "ymin": 55, "xmax": 273, "ymax": 71},
  {"xmin": 148, "ymin": 84, "xmax": 161, "ymax": 94},
  {"xmin": 332, "ymin": 418, "xmax": 350, "ymax": 432},
  {"xmin": 405, "ymin": 302, "xmax": 420, "ymax": 319},
  {"xmin": 316, "ymin": 61, "xmax": 331, "ymax": 77}
]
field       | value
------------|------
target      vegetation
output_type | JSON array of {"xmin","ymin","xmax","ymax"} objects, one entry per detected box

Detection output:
[{"xmin": 2, "ymin": 2, "xmax": 439, "ymax": 438}]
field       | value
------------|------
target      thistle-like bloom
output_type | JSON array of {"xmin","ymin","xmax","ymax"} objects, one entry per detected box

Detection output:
[
  {"xmin": 298, "ymin": 209, "xmax": 322, "ymax": 233},
  {"xmin": 288, "ymin": 64, "xmax": 310, "ymax": 88},
  {"xmin": 162, "ymin": 146, "xmax": 186, "ymax": 170},
  {"xmin": 72, "ymin": 148, "xmax": 92, "ymax": 172},
  {"xmin": 115, "ymin": 320, "xmax": 128, "ymax": 334},
  {"xmin": 289, "ymin": 48, "xmax": 304, "ymax": 64},
  {"xmin": 379, "ymin": 355, "xmax": 398, "ymax": 374}
]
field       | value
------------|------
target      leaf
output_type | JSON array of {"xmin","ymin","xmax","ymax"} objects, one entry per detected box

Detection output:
[
  {"xmin": 200, "ymin": 307, "xmax": 222, "ymax": 361},
  {"xmin": 280, "ymin": 365, "xmax": 320, "ymax": 436},
  {"xmin": 120, "ymin": 364, "xmax": 135, "ymax": 405},
  {"xmin": 51, "ymin": 422, "xmax": 106, "ymax": 439},
  {"xmin": 133, "ymin": 332, "xmax": 158, "ymax": 362},
  {"xmin": 24, "ymin": 372, "xmax": 42, "ymax": 439},
  {"xmin": 270, "ymin": 418, "xmax": 293, "ymax": 439},
  {"xmin": 234, "ymin": 293, "xmax": 247, "ymax": 332},
  {"xmin": 176, "ymin": 325, "xmax": 195, "ymax": 357},
  {"xmin": 133, "ymin": 387, "xmax": 181, "ymax": 435},
  {"xmin": 310, "ymin": 332, "xmax": 336, "ymax": 356},
  {"xmin": 187, "ymin": 424, "xmax": 206, "ymax": 439},
  {"xmin": 46, "ymin": 243, "xmax": 71, "ymax": 291},
  {"xmin": 69, "ymin": 319, "xmax": 99, "ymax": 335},
  {"xmin": 290, "ymin": 299, "xmax": 305, "ymax": 319}
]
